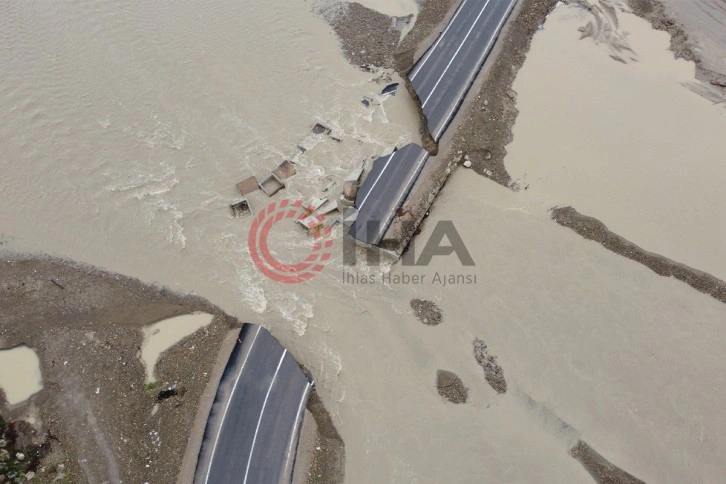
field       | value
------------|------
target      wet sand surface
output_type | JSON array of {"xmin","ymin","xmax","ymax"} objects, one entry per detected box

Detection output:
[{"xmin": 2, "ymin": 0, "xmax": 726, "ymax": 482}]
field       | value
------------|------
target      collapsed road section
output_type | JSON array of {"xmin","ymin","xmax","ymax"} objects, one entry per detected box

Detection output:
[
  {"xmin": 194, "ymin": 324, "xmax": 313, "ymax": 484},
  {"xmin": 349, "ymin": 0, "xmax": 518, "ymax": 253}
]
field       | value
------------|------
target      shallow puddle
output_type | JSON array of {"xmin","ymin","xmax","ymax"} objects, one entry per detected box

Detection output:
[
  {"xmin": 345, "ymin": 0, "xmax": 419, "ymax": 18},
  {"xmin": 141, "ymin": 312, "xmax": 214, "ymax": 382},
  {"xmin": 0, "ymin": 346, "xmax": 43, "ymax": 405}
]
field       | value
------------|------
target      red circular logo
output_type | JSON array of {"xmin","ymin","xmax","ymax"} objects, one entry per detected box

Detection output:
[{"xmin": 248, "ymin": 199, "xmax": 333, "ymax": 284}]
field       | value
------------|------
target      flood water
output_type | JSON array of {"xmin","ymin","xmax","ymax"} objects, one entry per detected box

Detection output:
[
  {"xmin": 505, "ymin": 2, "xmax": 726, "ymax": 280},
  {"xmin": 1, "ymin": 1, "xmax": 725, "ymax": 482}
]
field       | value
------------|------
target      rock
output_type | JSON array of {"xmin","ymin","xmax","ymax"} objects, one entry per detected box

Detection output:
[
  {"xmin": 483, "ymin": 99, "xmax": 489, "ymax": 106},
  {"xmin": 484, "ymin": 151, "xmax": 492, "ymax": 160},
  {"xmin": 507, "ymin": 89, "xmax": 517, "ymax": 100},
  {"xmin": 0, "ymin": 449, "xmax": 9, "ymax": 461},
  {"xmin": 436, "ymin": 370, "xmax": 468, "ymax": 404},
  {"xmin": 15, "ymin": 452, "xmax": 25, "ymax": 461},
  {"xmin": 25, "ymin": 471, "xmax": 35, "ymax": 480},
  {"xmin": 463, "ymin": 160, "xmax": 472, "ymax": 168},
  {"xmin": 342, "ymin": 180, "xmax": 359, "ymax": 201}
]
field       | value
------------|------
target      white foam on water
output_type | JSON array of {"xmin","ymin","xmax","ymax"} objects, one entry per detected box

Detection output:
[{"xmin": 0, "ymin": 346, "xmax": 43, "ymax": 406}]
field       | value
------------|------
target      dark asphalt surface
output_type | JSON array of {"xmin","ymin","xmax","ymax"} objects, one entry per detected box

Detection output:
[
  {"xmin": 194, "ymin": 324, "xmax": 313, "ymax": 484},
  {"xmin": 350, "ymin": 0, "xmax": 518, "ymax": 247}
]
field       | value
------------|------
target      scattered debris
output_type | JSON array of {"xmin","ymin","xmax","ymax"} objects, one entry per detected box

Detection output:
[
  {"xmin": 473, "ymin": 338, "xmax": 507, "ymax": 394},
  {"xmin": 317, "ymin": 200, "xmax": 339, "ymax": 216},
  {"xmin": 410, "ymin": 299, "xmax": 442, "ymax": 326},
  {"xmin": 230, "ymin": 199, "xmax": 252, "ymax": 217},
  {"xmin": 436, "ymin": 370, "xmax": 468, "ymax": 404},
  {"xmin": 273, "ymin": 160, "xmax": 297, "ymax": 180},
  {"xmin": 297, "ymin": 214, "xmax": 326, "ymax": 233},
  {"xmin": 258, "ymin": 173, "xmax": 285, "ymax": 197},
  {"xmin": 381, "ymin": 83, "xmax": 399, "ymax": 95},
  {"xmin": 236, "ymin": 176, "xmax": 259, "ymax": 196},
  {"xmin": 311, "ymin": 123, "xmax": 332, "ymax": 135},
  {"xmin": 303, "ymin": 197, "xmax": 328, "ymax": 214}
]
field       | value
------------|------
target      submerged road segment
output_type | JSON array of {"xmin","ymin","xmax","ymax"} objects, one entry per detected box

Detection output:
[
  {"xmin": 194, "ymin": 324, "xmax": 313, "ymax": 484},
  {"xmin": 349, "ymin": 0, "xmax": 518, "ymax": 247}
]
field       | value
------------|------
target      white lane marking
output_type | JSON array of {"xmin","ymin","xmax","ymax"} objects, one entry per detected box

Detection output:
[
  {"xmin": 203, "ymin": 325, "xmax": 262, "ymax": 484},
  {"xmin": 433, "ymin": 0, "xmax": 516, "ymax": 139},
  {"xmin": 282, "ymin": 382, "xmax": 312, "ymax": 475},
  {"xmin": 242, "ymin": 349, "xmax": 288, "ymax": 484},
  {"xmin": 409, "ymin": 0, "xmax": 470, "ymax": 81},
  {"xmin": 373, "ymin": 150, "xmax": 429, "ymax": 243},
  {"xmin": 357, "ymin": 151, "xmax": 396, "ymax": 209},
  {"xmin": 421, "ymin": 0, "xmax": 492, "ymax": 108}
]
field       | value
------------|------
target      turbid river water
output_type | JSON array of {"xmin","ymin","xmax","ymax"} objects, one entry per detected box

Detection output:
[{"xmin": 1, "ymin": 1, "xmax": 725, "ymax": 482}]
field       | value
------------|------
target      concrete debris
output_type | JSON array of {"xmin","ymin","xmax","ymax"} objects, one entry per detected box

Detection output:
[
  {"xmin": 311, "ymin": 123, "xmax": 331, "ymax": 135},
  {"xmin": 273, "ymin": 160, "xmax": 297, "ymax": 180},
  {"xmin": 318, "ymin": 200, "xmax": 339, "ymax": 215},
  {"xmin": 337, "ymin": 194, "xmax": 354, "ymax": 212},
  {"xmin": 258, "ymin": 173, "xmax": 285, "ymax": 196},
  {"xmin": 344, "ymin": 163, "xmax": 365, "ymax": 183},
  {"xmin": 297, "ymin": 214, "xmax": 326, "ymax": 233},
  {"xmin": 236, "ymin": 176, "xmax": 259, "ymax": 196},
  {"xmin": 381, "ymin": 83, "xmax": 399, "ymax": 95},
  {"xmin": 230, "ymin": 198, "xmax": 252, "ymax": 217},
  {"xmin": 303, "ymin": 197, "xmax": 328, "ymax": 214}
]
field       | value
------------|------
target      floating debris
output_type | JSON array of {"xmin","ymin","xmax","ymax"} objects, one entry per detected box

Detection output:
[
  {"xmin": 230, "ymin": 198, "xmax": 252, "ymax": 217},
  {"xmin": 381, "ymin": 83, "xmax": 399, "ymax": 95},
  {"xmin": 258, "ymin": 173, "xmax": 285, "ymax": 197},
  {"xmin": 297, "ymin": 214, "xmax": 326, "ymax": 233},
  {"xmin": 311, "ymin": 122, "xmax": 331, "ymax": 135},
  {"xmin": 273, "ymin": 160, "xmax": 297, "ymax": 180},
  {"xmin": 303, "ymin": 196, "xmax": 328, "ymax": 214},
  {"xmin": 236, "ymin": 176, "xmax": 259, "ymax": 196}
]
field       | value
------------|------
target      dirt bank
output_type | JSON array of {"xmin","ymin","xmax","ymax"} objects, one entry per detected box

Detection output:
[{"xmin": 0, "ymin": 253, "xmax": 342, "ymax": 483}]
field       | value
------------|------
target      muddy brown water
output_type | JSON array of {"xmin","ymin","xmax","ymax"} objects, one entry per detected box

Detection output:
[
  {"xmin": 0, "ymin": 346, "xmax": 43, "ymax": 406},
  {"xmin": 1, "ymin": 1, "xmax": 725, "ymax": 482}
]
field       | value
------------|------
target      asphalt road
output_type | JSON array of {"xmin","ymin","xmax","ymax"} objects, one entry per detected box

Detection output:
[
  {"xmin": 194, "ymin": 324, "xmax": 313, "ymax": 484},
  {"xmin": 349, "ymin": 0, "xmax": 518, "ymax": 247}
]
